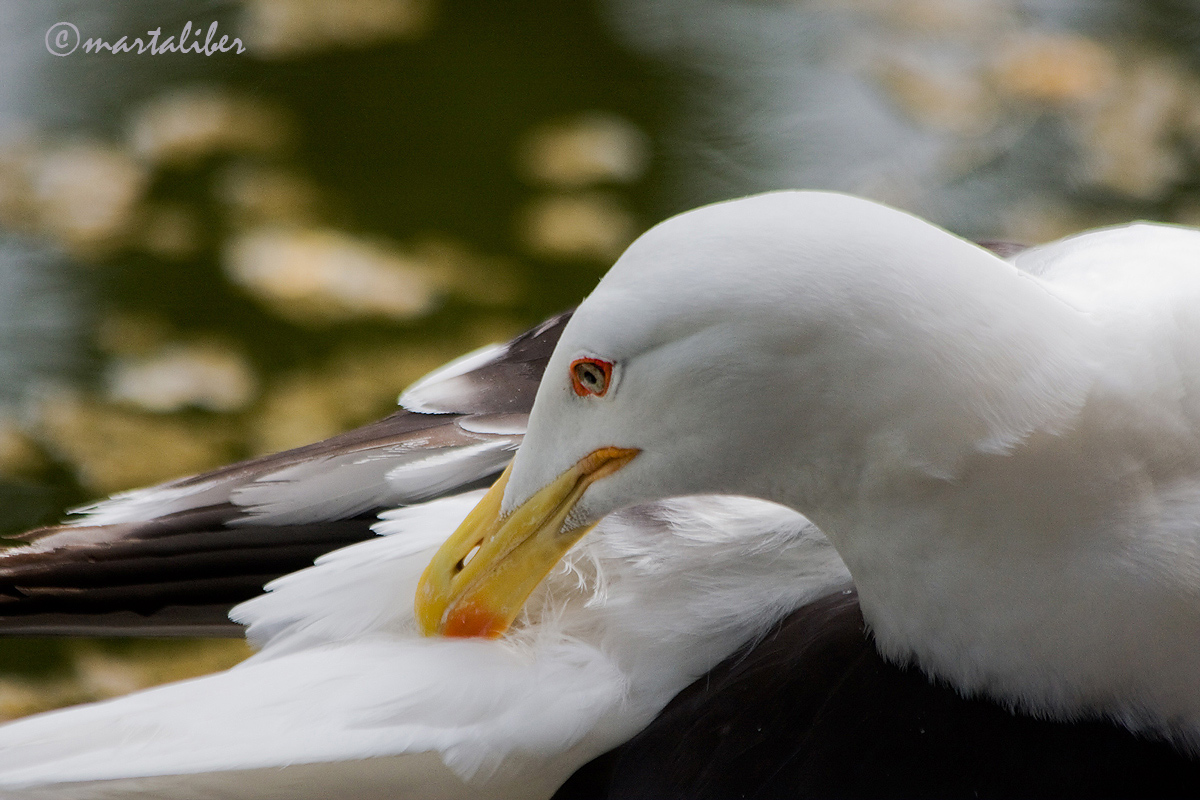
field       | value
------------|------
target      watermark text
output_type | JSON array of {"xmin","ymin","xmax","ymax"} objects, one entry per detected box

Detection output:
[{"xmin": 46, "ymin": 21, "xmax": 245, "ymax": 57}]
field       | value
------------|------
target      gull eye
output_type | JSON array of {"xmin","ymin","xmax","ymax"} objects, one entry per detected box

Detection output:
[{"xmin": 570, "ymin": 358, "xmax": 613, "ymax": 397}]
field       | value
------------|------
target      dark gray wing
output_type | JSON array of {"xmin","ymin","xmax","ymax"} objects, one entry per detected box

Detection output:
[
  {"xmin": 557, "ymin": 588, "xmax": 1200, "ymax": 800},
  {"xmin": 0, "ymin": 312, "xmax": 571, "ymax": 635}
]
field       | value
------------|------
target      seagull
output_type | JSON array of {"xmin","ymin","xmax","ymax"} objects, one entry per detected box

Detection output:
[
  {"xmin": 418, "ymin": 191, "xmax": 1200, "ymax": 786},
  {"xmin": 0, "ymin": 312, "xmax": 850, "ymax": 799},
  {"xmin": 0, "ymin": 190, "xmax": 1199, "ymax": 798}
]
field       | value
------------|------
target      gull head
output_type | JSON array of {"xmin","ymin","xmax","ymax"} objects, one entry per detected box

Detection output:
[{"xmin": 416, "ymin": 190, "xmax": 1091, "ymax": 638}]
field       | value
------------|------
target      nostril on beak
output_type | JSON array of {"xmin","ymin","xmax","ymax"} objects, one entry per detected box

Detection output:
[{"xmin": 455, "ymin": 541, "xmax": 483, "ymax": 573}]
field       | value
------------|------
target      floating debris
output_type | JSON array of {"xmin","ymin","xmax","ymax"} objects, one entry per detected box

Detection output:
[
  {"xmin": 106, "ymin": 341, "xmax": 259, "ymax": 414},
  {"xmin": 0, "ymin": 134, "xmax": 39, "ymax": 234},
  {"xmin": 214, "ymin": 162, "xmax": 327, "ymax": 226},
  {"xmin": 518, "ymin": 113, "xmax": 650, "ymax": 187},
  {"xmin": 224, "ymin": 226, "xmax": 438, "ymax": 324},
  {"xmin": 240, "ymin": 0, "xmax": 435, "ymax": 58},
  {"xmin": 128, "ymin": 88, "xmax": 292, "ymax": 167},
  {"xmin": 0, "ymin": 135, "xmax": 151, "ymax": 257},
  {"xmin": 0, "ymin": 679, "xmax": 89, "ymax": 724},
  {"xmin": 29, "ymin": 141, "xmax": 148, "ymax": 257},
  {"xmin": 990, "ymin": 33, "xmax": 1117, "ymax": 106},
  {"xmin": 33, "ymin": 391, "xmax": 240, "ymax": 494},
  {"xmin": 1071, "ymin": 53, "xmax": 1192, "ymax": 201},
  {"xmin": 519, "ymin": 192, "xmax": 639, "ymax": 262},
  {"xmin": 874, "ymin": 56, "xmax": 997, "ymax": 135}
]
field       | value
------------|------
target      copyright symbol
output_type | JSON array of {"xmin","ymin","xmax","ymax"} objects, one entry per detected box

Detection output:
[{"xmin": 45, "ymin": 22, "xmax": 79, "ymax": 56}]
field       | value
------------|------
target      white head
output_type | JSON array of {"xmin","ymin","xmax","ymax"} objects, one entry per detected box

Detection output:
[
  {"xmin": 506, "ymin": 190, "xmax": 1090, "ymax": 526},
  {"xmin": 417, "ymin": 190, "xmax": 1092, "ymax": 638}
]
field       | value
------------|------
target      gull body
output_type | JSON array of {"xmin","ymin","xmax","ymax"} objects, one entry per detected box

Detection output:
[
  {"xmin": 0, "ymin": 492, "xmax": 844, "ymax": 799},
  {"xmin": 0, "ymin": 190, "xmax": 1199, "ymax": 796},
  {"xmin": 0, "ymin": 307, "xmax": 848, "ymax": 798},
  {"xmin": 439, "ymin": 190, "xmax": 1200, "ymax": 747}
]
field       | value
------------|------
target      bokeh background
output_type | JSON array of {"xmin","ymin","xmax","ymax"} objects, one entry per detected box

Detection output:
[{"xmin": 0, "ymin": 0, "xmax": 1198, "ymax": 717}]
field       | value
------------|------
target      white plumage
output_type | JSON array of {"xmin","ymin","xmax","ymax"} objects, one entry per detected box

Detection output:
[
  {"xmin": 0, "ymin": 189, "xmax": 1198, "ymax": 796},
  {"xmin": 496, "ymin": 191, "xmax": 1200, "ymax": 747},
  {"xmin": 0, "ymin": 492, "xmax": 845, "ymax": 798}
]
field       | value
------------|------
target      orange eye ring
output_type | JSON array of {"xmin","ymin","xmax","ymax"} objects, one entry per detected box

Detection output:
[{"xmin": 570, "ymin": 358, "xmax": 613, "ymax": 397}]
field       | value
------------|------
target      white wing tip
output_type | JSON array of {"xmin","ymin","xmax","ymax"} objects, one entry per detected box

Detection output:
[{"xmin": 398, "ymin": 342, "xmax": 509, "ymax": 414}]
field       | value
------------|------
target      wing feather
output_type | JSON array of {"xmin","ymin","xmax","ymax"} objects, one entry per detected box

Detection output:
[{"xmin": 0, "ymin": 312, "xmax": 571, "ymax": 634}]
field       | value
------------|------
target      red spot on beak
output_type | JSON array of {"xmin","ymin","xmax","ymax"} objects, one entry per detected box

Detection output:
[{"xmin": 442, "ymin": 601, "xmax": 508, "ymax": 639}]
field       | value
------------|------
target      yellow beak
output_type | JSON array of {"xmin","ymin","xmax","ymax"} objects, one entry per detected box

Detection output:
[{"xmin": 415, "ymin": 447, "xmax": 639, "ymax": 638}]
